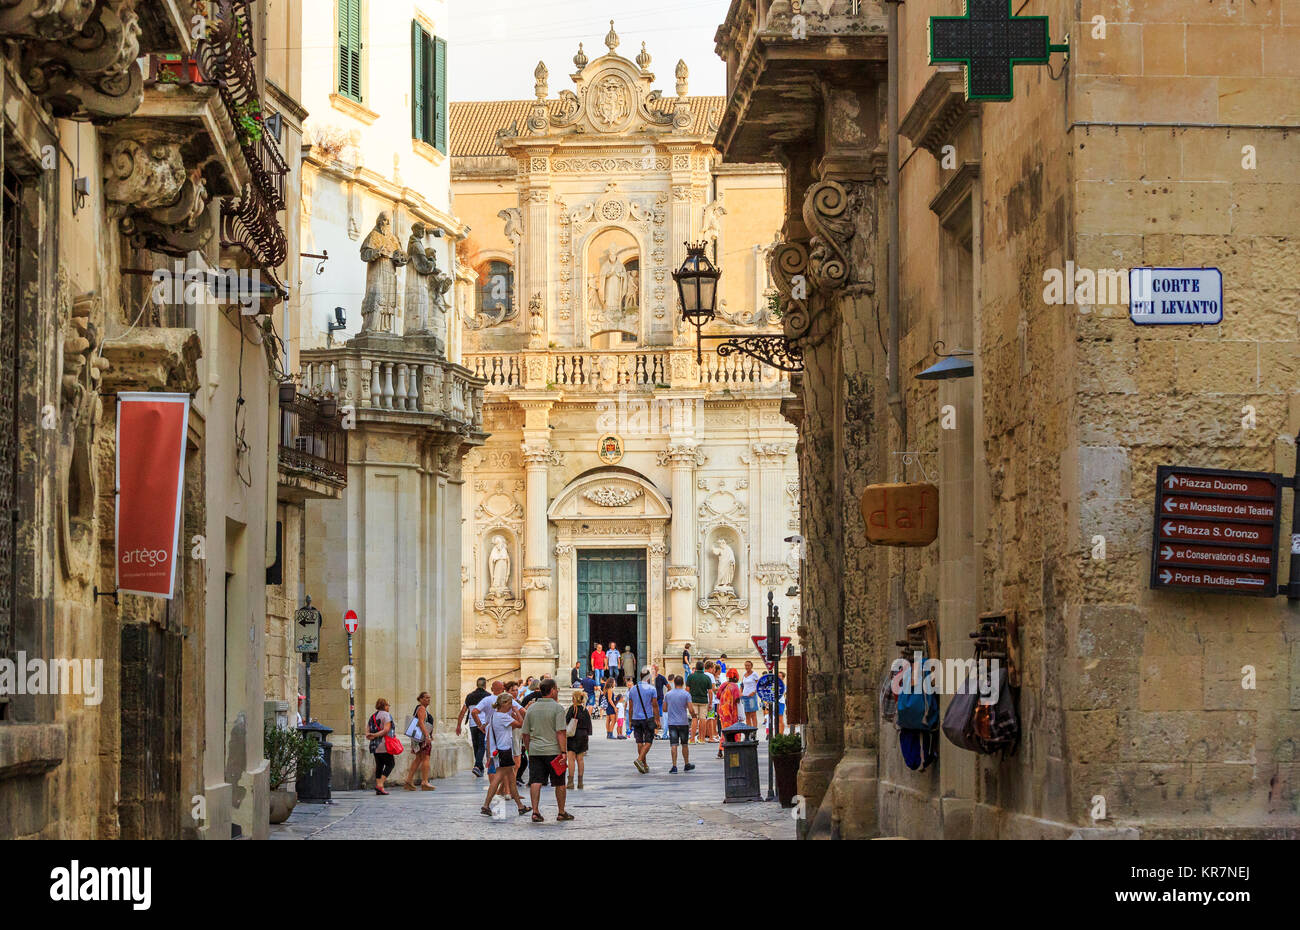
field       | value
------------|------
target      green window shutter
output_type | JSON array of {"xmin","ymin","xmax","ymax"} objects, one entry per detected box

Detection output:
[
  {"xmin": 433, "ymin": 36, "xmax": 448, "ymax": 153},
  {"xmin": 412, "ymin": 21, "xmax": 426, "ymax": 141},
  {"xmin": 338, "ymin": 0, "xmax": 362, "ymax": 101}
]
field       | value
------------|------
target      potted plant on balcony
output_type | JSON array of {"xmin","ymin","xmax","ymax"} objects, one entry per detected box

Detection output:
[
  {"xmin": 156, "ymin": 54, "xmax": 203, "ymax": 84},
  {"xmin": 769, "ymin": 732, "xmax": 803, "ymax": 808},
  {"xmin": 278, "ymin": 377, "xmax": 297, "ymax": 407},
  {"xmin": 265, "ymin": 725, "xmax": 322, "ymax": 824},
  {"xmin": 316, "ymin": 391, "xmax": 338, "ymax": 420},
  {"xmin": 234, "ymin": 99, "xmax": 264, "ymax": 146}
]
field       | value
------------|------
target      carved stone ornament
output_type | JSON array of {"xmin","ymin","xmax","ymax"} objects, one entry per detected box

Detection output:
[
  {"xmin": 521, "ymin": 443, "xmax": 565, "ymax": 467},
  {"xmin": 104, "ymin": 134, "xmax": 212, "ymax": 256},
  {"xmin": 769, "ymin": 239, "xmax": 812, "ymax": 343},
  {"xmin": 802, "ymin": 179, "xmax": 876, "ymax": 296},
  {"xmin": 11, "ymin": 0, "xmax": 145, "ymax": 121},
  {"xmin": 656, "ymin": 444, "xmax": 706, "ymax": 468},
  {"xmin": 582, "ymin": 485, "xmax": 644, "ymax": 507}
]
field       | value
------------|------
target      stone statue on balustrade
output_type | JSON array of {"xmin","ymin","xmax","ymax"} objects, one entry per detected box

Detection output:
[
  {"xmin": 359, "ymin": 211, "xmax": 408, "ymax": 334},
  {"xmin": 405, "ymin": 221, "xmax": 453, "ymax": 354}
]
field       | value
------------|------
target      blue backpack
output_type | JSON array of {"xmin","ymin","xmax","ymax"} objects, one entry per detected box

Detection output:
[{"xmin": 895, "ymin": 660, "xmax": 939, "ymax": 732}]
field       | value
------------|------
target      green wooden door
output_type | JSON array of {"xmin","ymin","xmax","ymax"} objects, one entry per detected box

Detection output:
[{"xmin": 576, "ymin": 549, "xmax": 646, "ymax": 676}]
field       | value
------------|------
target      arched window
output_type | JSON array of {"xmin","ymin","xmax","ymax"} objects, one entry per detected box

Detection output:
[{"xmin": 477, "ymin": 260, "xmax": 513, "ymax": 317}]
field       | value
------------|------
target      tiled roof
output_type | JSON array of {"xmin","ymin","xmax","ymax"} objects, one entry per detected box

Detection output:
[{"xmin": 449, "ymin": 96, "xmax": 727, "ymax": 158}]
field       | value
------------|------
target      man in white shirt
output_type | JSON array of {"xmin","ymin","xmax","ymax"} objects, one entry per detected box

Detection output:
[
  {"xmin": 741, "ymin": 660, "xmax": 762, "ymax": 729},
  {"xmin": 471, "ymin": 681, "xmax": 523, "ymax": 773}
]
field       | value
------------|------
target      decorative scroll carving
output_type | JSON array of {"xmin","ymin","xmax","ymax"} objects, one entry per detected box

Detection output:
[
  {"xmin": 769, "ymin": 240, "xmax": 811, "ymax": 342},
  {"xmin": 582, "ymin": 485, "xmax": 643, "ymax": 507},
  {"xmin": 803, "ymin": 179, "xmax": 876, "ymax": 296},
  {"xmin": 521, "ymin": 443, "xmax": 564, "ymax": 467},
  {"xmin": 104, "ymin": 134, "xmax": 212, "ymax": 256},
  {"xmin": 657, "ymin": 443, "xmax": 706, "ymax": 468}
]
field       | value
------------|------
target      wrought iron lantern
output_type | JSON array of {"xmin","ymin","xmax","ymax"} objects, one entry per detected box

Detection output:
[
  {"xmin": 675, "ymin": 242, "xmax": 804, "ymax": 372},
  {"xmin": 673, "ymin": 242, "xmax": 720, "ymax": 335}
]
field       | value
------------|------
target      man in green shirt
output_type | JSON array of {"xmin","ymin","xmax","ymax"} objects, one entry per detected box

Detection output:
[
  {"xmin": 521, "ymin": 678, "xmax": 573, "ymax": 822},
  {"xmin": 686, "ymin": 661, "xmax": 714, "ymax": 745}
]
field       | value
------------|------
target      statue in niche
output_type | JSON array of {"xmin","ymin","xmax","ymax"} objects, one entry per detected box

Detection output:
[
  {"xmin": 712, "ymin": 538, "xmax": 736, "ymax": 596},
  {"xmin": 597, "ymin": 246, "xmax": 627, "ymax": 311},
  {"xmin": 405, "ymin": 221, "xmax": 453, "ymax": 345},
  {"xmin": 622, "ymin": 268, "xmax": 639, "ymax": 310},
  {"xmin": 488, "ymin": 535, "xmax": 512, "ymax": 597},
  {"xmin": 359, "ymin": 211, "xmax": 407, "ymax": 333}
]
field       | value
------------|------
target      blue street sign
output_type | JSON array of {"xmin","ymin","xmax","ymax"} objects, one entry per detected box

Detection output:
[
  {"xmin": 757, "ymin": 674, "xmax": 785, "ymax": 704},
  {"xmin": 1129, "ymin": 267, "xmax": 1223, "ymax": 326}
]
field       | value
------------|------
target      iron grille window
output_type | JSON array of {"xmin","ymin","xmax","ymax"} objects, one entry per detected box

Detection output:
[
  {"xmin": 411, "ymin": 22, "xmax": 447, "ymax": 152},
  {"xmin": 337, "ymin": 0, "xmax": 363, "ymax": 102},
  {"xmin": 0, "ymin": 168, "xmax": 20, "ymax": 672}
]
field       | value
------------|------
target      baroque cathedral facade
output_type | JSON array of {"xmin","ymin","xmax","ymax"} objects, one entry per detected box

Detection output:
[{"xmin": 451, "ymin": 24, "xmax": 800, "ymax": 684}]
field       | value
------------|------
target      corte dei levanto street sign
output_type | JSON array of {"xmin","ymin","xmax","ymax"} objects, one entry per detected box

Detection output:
[
  {"xmin": 928, "ymin": 0, "xmax": 1068, "ymax": 101},
  {"xmin": 1151, "ymin": 466, "xmax": 1284, "ymax": 597},
  {"xmin": 1129, "ymin": 268, "xmax": 1223, "ymax": 326}
]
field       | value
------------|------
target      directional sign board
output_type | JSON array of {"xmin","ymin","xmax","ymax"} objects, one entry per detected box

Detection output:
[
  {"xmin": 751, "ymin": 635, "xmax": 791, "ymax": 670},
  {"xmin": 1129, "ymin": 268, "xmax": 1223, "ymax": 326},
  {"xmin": 1151, "ymin": 466, "xmax": 1283, "ymax": 597}
]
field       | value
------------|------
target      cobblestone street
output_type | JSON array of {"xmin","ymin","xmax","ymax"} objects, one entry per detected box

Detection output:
[{"xmin": 271, "ymin": 730, "xmax": 793, "ymax": 840}]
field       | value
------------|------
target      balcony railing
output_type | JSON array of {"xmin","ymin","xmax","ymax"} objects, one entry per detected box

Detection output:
[
  {"xmin": 464, "ymin": 347, "xmax": 787, "ymax": 394},
  {"xmin": 279, "ymin": 395, "xmax": 347, "ymax": 487}
]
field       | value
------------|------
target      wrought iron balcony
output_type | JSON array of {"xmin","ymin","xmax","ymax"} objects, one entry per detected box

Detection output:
[{"xmin": 278, "ymin": 395, "xmax": 348, "ymax": 496}]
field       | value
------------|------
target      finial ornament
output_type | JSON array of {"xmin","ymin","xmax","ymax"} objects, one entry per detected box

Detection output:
[
  {"xmin": 675, "ymin": 59, "xmax": 689, "ymax": 97},
  {"xmin": 534, "ymin": 60, "xmax": 548, "ymax": 100},
  {"xmin": 636, "ymin": 41, "xmax": 652, "ymax": 70},
  {"xmin": 604, "ymin": 20, "xmax": 619, "ymax": 52},
  {"xmin": 573, "ymin": 42, "xmax": 588, "ymax": 70}
]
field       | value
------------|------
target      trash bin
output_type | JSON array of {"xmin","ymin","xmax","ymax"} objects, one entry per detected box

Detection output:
[
  {"xmin": 721, "ymin": 723, "xmax": 761, "ymax": 803},
  {"xmin": 296, "ymin": 721, "xmax": 334, "ymax": 803}
]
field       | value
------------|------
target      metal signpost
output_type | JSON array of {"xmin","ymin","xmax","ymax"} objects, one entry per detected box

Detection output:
[
  {"xmin": 294, "ymin": 597, "xmax": 323, "ymax": 718},
  {"xmin": 345, "ymin": 609, "xmax": 359, "ymax": 789},
  {"xmin": 1151, "ymin": 466, "xmax": 1285, "ymax": 596}
]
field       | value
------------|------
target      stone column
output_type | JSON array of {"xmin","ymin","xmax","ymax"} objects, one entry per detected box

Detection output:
[
  {"xmin": 664, "ymin": 441, "xmax": 701, "ymax": 649},
  {"xmin": 518, "ymin": 396, "xmax": 557, "ymax": 679}
]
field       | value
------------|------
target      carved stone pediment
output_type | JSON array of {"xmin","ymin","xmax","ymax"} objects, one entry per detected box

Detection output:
[{"xmin": 101, "ymin": 327, "xmax": 202, "ymax": 394}]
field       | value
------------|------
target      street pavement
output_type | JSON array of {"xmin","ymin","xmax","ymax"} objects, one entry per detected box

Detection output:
[{"xmin": 271, "ymin": 723, "xmax": 794, "ymax": 840}]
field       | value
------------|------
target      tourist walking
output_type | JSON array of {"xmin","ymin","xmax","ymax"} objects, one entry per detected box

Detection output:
[
  {"xmin": 686, "ymin": 661, "xmax": 713, "ymax": 744},
  {"xmin": 521, "ymin": 679, "xmax": 573, "ymax": 822},
  {"xmin": 626, "ymin": 666, "xmax": 660, "ymax": 774},
  {"xmin": 591, "ymin": 645, "xmax": 607, "ymax": 684},
  {"xmin": 565, "ymin": 688, "xmax": 592, "ymax": 789},
  {"xmin": 365, "ymin": 698, "xmax": 396, "ymax": 795},
  {"xmin": 620, "ymin": 645, "xmax": 637, "ymax": 688},
  {"xmin": 601, "ymin": 680, "xmax": 618, "ymax": 739},
  {"xmin": 403, "ymin": 690, "xmax": 436, "ymax": 791},
  {"xmin": 741, "ymin": 660, "xmax": 761, "ymax": 730},
  {"xmin": 665, "ymin": 675, "xmax": 695, "ymax": 773},
  {"xmin": 716, "ymin": 669, "xmax": 742, "ymax": 758},
  {"xmin": 606, "ymin": 642, "xmax": 621, "ymax": 685},
  {"xmin": 682, "ymin": 643, "xmax": 692, "ymax": 678},
  {"xmin": 457, "ymin": 676, "xmax": 490, "ymax": 776},
  {"xmin": 480, "ymin": 692, "xmax": 530, "ymax": 817},
  {"xmin": 652, "ymin": 664, "xmax": 670, "ymax": 739},
  {"xmin": 471, "ymin": 681, "xmax": 522, "ymax": 773},
  {"xmin": 705, "ymin": 660, "xmax": 721, "ymax": 742}
]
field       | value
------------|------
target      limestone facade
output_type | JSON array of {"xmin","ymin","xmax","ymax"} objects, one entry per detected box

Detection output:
[
  {"xmin": 290, "ymin": 0, "xmax": 485, "ymax": 785},
  {"xmin": 714, "ymin": 0, "xmax": 1300, "ymax": 839},
  {"xmin": 451, "ymin": 25, "xmax": 800, "ymax": 686},
  {"xmin": 0, "ymin": 0, "xmax": 296, "ymax": 839}
]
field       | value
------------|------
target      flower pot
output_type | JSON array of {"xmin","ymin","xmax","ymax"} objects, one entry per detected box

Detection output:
[
  {"xmin": 269, "ymin": 788, "xmax": 297, "ymax": 824},
  {"xmin": 772, "ymin": 750, "xmax": 802, "ymax": 808},
  {"xmin": 158, "ymin": 56, "xmax": 203, "ymax": 83},
  {"xmin": 278, "ymin": 381, "xmax": 297, "ymax": 406},
  {"xmin": 317, "ymin": 397, "xmax": 337, "ymax": 419}
]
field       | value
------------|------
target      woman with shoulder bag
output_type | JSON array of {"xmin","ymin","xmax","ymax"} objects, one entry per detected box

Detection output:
[
  {"xmin": 366, "ymin": 697, "xmax": 399, "ymax": 795},
  {"xmin": 565, "ymin": 688, "xmax": 592, "ymax": 790},
  {"xmin": 481, "ymin": 692, "xmax": 530, "ymax": 817}
]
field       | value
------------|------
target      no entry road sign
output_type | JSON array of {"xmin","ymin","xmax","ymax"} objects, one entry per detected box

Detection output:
[
  {"xmin": 1151, "ymin": 466, "xmax": 1283, "ymax": 597},
  {"xmin": 344, "ymin": 609, "xmax": 359, "ymax": 633}
]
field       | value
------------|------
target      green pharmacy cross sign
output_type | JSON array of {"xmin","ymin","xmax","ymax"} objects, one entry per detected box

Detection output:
[{"xmin": 929, "ymin": 0, "xmax": 1068, "ymax": 101}]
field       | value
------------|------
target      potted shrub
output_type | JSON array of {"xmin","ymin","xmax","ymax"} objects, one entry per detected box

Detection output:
[
  {"xmin": 316, "ymin": 392, "xmax": 337, "ymax": 419},
  {"xmin": 769, "ymin": 733, "xmax": 803, "ymax": 808},
  {"xmin": 265, "ymin": 725, "xmax": 322, "ymax": 824},
  {"xmin": 278, "ymin": 378, "xmax": 297, "ymax": 407},
  {"xmin": 156, "ymin": 54, "xmax": 203, "ymax": 84}
]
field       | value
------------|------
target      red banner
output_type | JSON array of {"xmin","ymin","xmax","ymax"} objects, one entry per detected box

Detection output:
[{"xmin": 116, "ymin": 393, "xmax": 190, "ymax": 598}]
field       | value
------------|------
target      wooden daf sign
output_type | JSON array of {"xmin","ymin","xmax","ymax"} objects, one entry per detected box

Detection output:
[
  {"xmin": 861, "ymin": 483, "xmax": 939, "ymax": 547},
  {"xmin": 1151, "ymin": 466, "xmax": 1284, "ymax": 597}
]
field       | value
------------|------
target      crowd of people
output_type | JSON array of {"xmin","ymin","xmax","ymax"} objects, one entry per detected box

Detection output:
[{"xmin": 360, "ymin": 647, "xmax": 792, "ymax": 821}]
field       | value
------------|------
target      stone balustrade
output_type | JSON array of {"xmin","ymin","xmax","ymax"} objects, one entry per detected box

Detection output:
[
  {"xmin": 464, "ymin": 347, "xmax": 788, "ymax": 395},
  {"xmin": 301, "ymin": 340, "xmax": 485, "ymax": 432}
]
